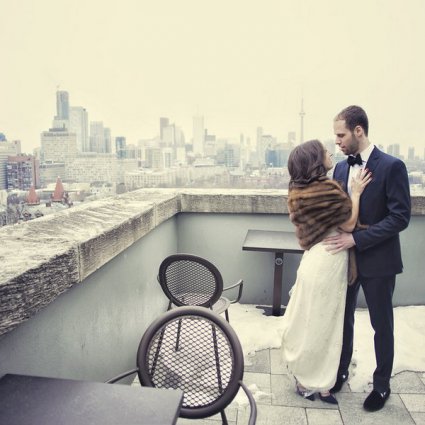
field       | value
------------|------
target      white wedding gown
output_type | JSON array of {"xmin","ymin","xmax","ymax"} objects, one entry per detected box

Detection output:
[{"xmin": 281, "ymin": 234, "xmax": 348, "ymax": 392}]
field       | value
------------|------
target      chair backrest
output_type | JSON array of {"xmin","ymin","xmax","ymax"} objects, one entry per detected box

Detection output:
[
  {"xmin": 158, "ymin": 254, "xmax": 224, "ymax": 308},
  {"xmin": 136, "ymin": 306, "xmax": 245, "ymax": 420}
]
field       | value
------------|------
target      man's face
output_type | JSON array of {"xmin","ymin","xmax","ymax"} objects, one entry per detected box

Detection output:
[{"xmin": 334, "ymin": 119, "xmax": 360, "ymax": 156}]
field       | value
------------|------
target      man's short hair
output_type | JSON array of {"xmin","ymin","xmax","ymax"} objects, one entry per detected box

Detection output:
[{"xmin": 335, "ymin": 105, "xmax": 369, "ymax": 136}]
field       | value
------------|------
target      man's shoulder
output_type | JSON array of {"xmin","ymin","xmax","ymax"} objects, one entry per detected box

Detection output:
[
  {"xmin": 371, "ymin": 146, "xmax": 403, "ymax": 162},
  {"xmin": 373, "ymin": 148, "xmax": 407, "ymax": 168}
]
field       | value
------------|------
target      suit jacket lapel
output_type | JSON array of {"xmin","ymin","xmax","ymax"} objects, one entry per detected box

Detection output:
[
  {"xmin": 335, "ymin": 161, "xmax": 350, "ymax": 193},
  {"xmin": 365, "ymin": 146, "xmax": 380, "ymax": 174}
]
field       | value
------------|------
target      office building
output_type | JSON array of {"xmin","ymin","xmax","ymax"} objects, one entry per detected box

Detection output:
[
  {"xmin": 162, "ymin": 124, "xmax": 175, "ymax": 147},
  {"xmin": 0, "ymin": 143, "xmax": 19, "ymax": 189},
  {"xmin": 116, "ymin": 137, "xmax": 127, "ymax": 158},
  {"xmin": 56, "ymin": 91, "xmax": 69, "ymax": 120},
  {"xmin": 39, "ymin": 162, "xmax": 66, "ymax": 186},
  {"xmin": 124, "ymin": 168, "xmax": 177, "ymax": 190},
  {"xmin": 104, "ymin": 128, "xmax": 112, "ymax": 154},
  {"xmin": 174, "ymin": 126, "xmax": 185, "ymax": 147},
  {"xmin": 52, "ymin": 90, "xmax": 70, "ymax": 129},
  {"xmin": 90, "ymin": 122, "xmax": 106, "ymax": 153},
  {"xmin": 258, "ymin": 134, "xmax": 274, "ymax": 166},
  {"xmin": 6, "ymin": 155, "xmax": 40, "ymax": 190},
  {"xmin": 160, "ymin": 117, "xmax": 169, "ymax": 142},
  {"xmin": 216, "ymin": 143, "xmax": 240, "ymax": 168},
  {"xmin": 388, "ymin": 144, "xmax": 401, "ymax": 158},
  {"xmin": 116, "ymin": 158, "xmax": 138, "ymax": 184},
  {"xmin": 145, "ymin": 147, "xmax": 163, "ymax": 169},
  {"xmin": 204, "ymin": 132, "xmax": 216, "ymax": 158},
  {"xmin": 40, "ymin": 129, "xmax": 78, "ymax": 164},
  {"xmin": 192, "ymin": 115, "xmax": 205, "ymax": 156},
  {"xmin": 288, "ymin": 131, "xmax": 296, "ymax": 144},
  {"xmin": 66, "ymin": 153, "xmax": 117, "ymax": 183},
  {"xmin": 69, "ymin": 107, "xmax": 89, "ymax": 152}
]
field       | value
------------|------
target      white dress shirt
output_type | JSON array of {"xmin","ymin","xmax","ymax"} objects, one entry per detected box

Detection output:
[{"xmin": 348, "ymin": 143, "xmax": 374, "ymax": 196}]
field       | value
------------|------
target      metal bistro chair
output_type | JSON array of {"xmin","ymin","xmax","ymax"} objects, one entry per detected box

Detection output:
[
  {"xmin": 107, "ymin": 306, "xmax": 257, "ymax": 425},
  {"xmin": 157, "ymin": 254, "xmax": 243, "ymax": 322}
]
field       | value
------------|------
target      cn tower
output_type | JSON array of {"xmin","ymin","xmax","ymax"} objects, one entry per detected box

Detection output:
[{"xmin": 299, "ymin": 97, "xmax": 305, "ymax": 144}]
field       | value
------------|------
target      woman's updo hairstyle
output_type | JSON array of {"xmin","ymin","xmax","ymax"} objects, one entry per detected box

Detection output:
[{"xmin": 288, "ymin": 139, "xmax": 328, "ymax": 189}]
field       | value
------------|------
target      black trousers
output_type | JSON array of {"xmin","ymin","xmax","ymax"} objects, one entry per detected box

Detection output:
[{"xmin": 338, "ymin": 275, "xmax": 396, "ymax": 393}]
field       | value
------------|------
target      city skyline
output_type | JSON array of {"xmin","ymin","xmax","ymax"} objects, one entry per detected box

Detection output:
[{"xmin": 1, "ymin": 0, "xmax": 425, "ymax": 157}]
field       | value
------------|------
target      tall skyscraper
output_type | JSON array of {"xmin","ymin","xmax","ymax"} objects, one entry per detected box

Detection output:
[
  {"xmin": 69, "ymin": 107, "xmax": 89, "ymax": 152},
  {"xmin": 52, "ymin": 90, "xmax": 70, "ymax": 130},
  {"xmin": 162, "ymin": 124, "xmax": 175, "ymax": 147},
  {"xmin": 192, "ymin": 115, "xmax": 205, "ymax": 156},
  {"xmin": 174, "ymin": 126, "xmax": 185, "ymax": 147},
  {"xmin": 104, "ymin": 127, "xmax": 112, "ymax": 153},
  {"xmin": 160, "ymin": 117, "xmax": 169, "ymax": 141},
  {"xmin": 55, "ymin": 91, "xmax": 69, "ymax": 120},
  {"xmin": 115, "ymin": 137, "xmax": 127, "ymax": 158},
  {"xmin": 90, "ymin": 121, "xmax": 106, "ymax": 153}
]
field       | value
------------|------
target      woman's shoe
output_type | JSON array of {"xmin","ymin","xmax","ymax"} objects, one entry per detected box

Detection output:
[
  {"xmin": 319, "ymin": 392, "xmax": 338, "ymax": 404},
  {"xmin": 296, "ymin": 384, "xmax": 315, "ymax": 401}
]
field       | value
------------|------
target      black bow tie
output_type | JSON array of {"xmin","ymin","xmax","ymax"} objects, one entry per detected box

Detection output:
[{"xmin": 347, "ymin": 154, "xmax": 363, "ymax": 166}]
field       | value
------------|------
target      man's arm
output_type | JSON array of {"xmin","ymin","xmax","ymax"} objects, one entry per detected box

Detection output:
[{"xmin": 324, "ymin": 159, "xmax": 410, "ymax": 254}]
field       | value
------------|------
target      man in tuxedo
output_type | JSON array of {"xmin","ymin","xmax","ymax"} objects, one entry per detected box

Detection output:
[{"xmin": 324, "ymin": 105, "xmax": 411, "ymax": 411}]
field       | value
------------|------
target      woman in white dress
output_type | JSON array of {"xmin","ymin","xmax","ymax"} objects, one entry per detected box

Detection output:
[{"xmin": 281, "ymin": 139, "xmax": 371, "ymax": 404}]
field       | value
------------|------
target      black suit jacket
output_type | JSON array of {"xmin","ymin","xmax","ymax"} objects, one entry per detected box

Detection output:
[{"xmin": 333, "ymin": 147, "xmax": 411, "ymax": 278}]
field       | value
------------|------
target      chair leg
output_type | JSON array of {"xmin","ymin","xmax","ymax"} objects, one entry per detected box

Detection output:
[
  {"xmin": 225, "ymin": 309, "xmax": 229, "ymax": 322},
  {"xmin": 211, "ymin": 325, "xmax": 224, "ymax": 395},
  {"xmin": 151, "ymin": 327, "xmax": 166, "ymax": 377},
  {"xmin": 175, "ymin": 318, "xmax": 182, "ymax": 351},
  {"xmin": 220, "ymin": 410, "xmax": 229, "ymax": 425}
]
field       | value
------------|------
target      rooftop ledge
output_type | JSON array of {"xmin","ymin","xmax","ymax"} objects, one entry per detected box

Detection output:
[{"xmin": 1, "ymin": 188, "xmax": 424, "ymax": 337}]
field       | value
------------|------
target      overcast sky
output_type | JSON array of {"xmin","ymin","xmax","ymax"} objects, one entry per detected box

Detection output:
[{"xmin": 1, "ymin": 0, "xmax": 425, "ymax": 156}]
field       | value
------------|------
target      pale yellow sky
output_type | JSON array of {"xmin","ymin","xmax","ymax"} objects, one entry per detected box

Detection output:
[{"xmin": 1, "ymin": 0, "xmax": 425, "ymax": 156}]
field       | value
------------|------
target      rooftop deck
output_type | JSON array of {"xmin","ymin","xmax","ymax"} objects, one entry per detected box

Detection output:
[{"xmin": 1, "ymin": 189, "xmax": 424, "ymax": 424}]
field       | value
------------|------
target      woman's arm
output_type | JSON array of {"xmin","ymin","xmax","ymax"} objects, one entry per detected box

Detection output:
[{"xmin": 338, "ymin": 168, "xmax": 372, "ymax": 232}]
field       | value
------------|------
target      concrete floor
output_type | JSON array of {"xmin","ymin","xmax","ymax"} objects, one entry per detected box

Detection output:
[{"xmin": 175, "ymin": 348, "xmax": 425, "ymax": 425}]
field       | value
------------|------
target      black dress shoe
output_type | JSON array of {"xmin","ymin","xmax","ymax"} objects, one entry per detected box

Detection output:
[
  {"xmin": 319, "ymin": 392, "xmax": 338, "ymax": 404},
  {"xmin": 363, "ymin": 388, "xmax": 391, "ymax": 412},
  {"xmin": 330, "ymin": 372, "xmax": 349, "ymax": 393}
]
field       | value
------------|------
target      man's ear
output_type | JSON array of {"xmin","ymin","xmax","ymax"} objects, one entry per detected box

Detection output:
[{"xmin": 354, "ymin": 125, "xmax": 364, "ymax": 137}]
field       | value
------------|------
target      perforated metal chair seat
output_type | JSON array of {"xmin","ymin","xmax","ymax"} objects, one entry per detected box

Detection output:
[
  {"xmin": 106, "ymin": 307, "xmax": 257, "ymax": 424},
  {"xmin": 211, "ymin": 297, "xmax": 231, "ymax": 315},
  {"xmin": 140, "ymin": 307, "xmax": 257, "ymax": 423}
]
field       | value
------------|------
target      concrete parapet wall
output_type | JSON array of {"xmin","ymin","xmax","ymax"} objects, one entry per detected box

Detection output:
[
  {"xmin": 1, "ymin": 189, "xmax": 424, "ymax": 337},
  {"xmin": 0, "ymin": 190, "xmax": 180, "ymax": 336},
  {"xmin": 179, "ymin": 189, "xmax": 288, "ymax": 214}
]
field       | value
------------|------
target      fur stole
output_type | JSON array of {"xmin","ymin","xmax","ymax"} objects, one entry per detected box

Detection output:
[{"xmin": 288, "ymin": 178, "xmax": 352, "ymax": 250}]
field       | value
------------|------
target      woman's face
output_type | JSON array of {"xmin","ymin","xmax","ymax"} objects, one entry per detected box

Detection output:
[{"xmin": 323, "ymin": 147, "xmax": 334, "ymax": 171}]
